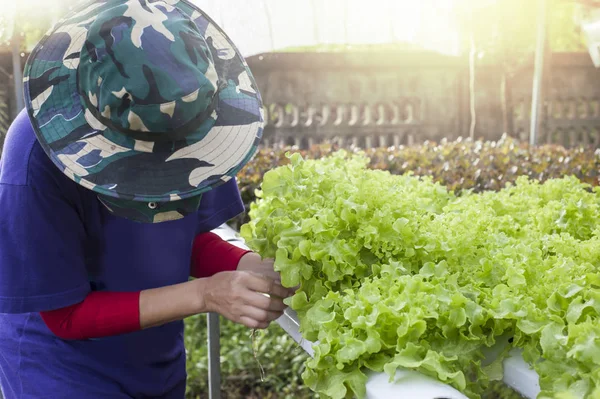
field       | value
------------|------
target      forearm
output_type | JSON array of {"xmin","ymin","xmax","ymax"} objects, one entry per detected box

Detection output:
[
  {"xmin": 139, "ymin": 279, "xmax": 207, "ymax": 330},
  {"xmin": 40, "ymin": 291, "xmax": 141, "ymax": 340},
  {"xmin": 42, "ymin": 231, "xmax": 256, "ymax": 340},
  {"xmin": 190, "ymin": 232, "xmax": 251, "ymax": 278},
  {"xmin": 41, "ymin": 279, "xmax": 208, "ymax": 340}
]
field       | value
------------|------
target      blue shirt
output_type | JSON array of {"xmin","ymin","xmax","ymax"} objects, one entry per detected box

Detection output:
[{"xmin": 0, "ymin": 110, "xmax": 245, "ymax": 398}]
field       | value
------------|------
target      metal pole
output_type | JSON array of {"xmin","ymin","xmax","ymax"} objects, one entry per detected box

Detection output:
[
  {"xmin": 263, "ymin": 0, "xmax": 275, "ymax": 51},
  {"xmin": 11, "ymin": 32, "xmax": 24, "ymax": 119},
  {"xmin": 311, "ymin": 0, "xmax": 320, "ymax": 44},
  {"xmin": 529, "ymin": 0, "xmax": 548, "ymax": 147},
  {"xmin": 207, "ymin": 313, "xmax": 221, "ymax": 399}
]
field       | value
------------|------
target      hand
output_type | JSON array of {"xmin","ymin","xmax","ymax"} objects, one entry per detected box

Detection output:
[
  {"xmin": 237, "ymin": 252, "xmax": 281, "ymax": 282},
  {"xmin": 238, "ymin": 252, "xmax": 299, "ymax": 296},
  {"xmin": 201, "ymin": 270, "xmax": 291, "ymax": 329}
]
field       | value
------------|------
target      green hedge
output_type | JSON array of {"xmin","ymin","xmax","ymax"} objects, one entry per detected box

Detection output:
[
  {"xmin": 185, "ymin": 315, "xmax": 316, "ymax": 399},
  {"xmin": 186, "ymin": 135, "xmax": 598, "ymax": 398},
  {"xmin": 229, "ymin": 135, "xmax": 599, "ymax": 230}
]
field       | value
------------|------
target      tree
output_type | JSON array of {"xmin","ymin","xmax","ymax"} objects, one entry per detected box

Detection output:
[
  {"xmin": 453, "ymin": 0, "xmax": 595, "ymax": 138},
  {"xmin": 0, "ymin": 1, "xmax": 69, "ymax": 119}
]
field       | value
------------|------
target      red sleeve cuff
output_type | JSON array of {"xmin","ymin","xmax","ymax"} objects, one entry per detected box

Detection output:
[
  {"xmin": 40, "ymin": 291, "xmax": 140, "ymax": 340},
  {"xmin": 190, "ymin": 232, "xmax": 252, "ymax": 278}
]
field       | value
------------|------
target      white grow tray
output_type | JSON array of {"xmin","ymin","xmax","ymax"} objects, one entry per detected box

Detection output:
[{"xmin": 213, "ymin": 224, "xmax": 541, "ymax": 399}]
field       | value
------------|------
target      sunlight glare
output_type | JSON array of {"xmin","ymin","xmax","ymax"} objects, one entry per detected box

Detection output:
[
  {"xmin": 4, "ymin": 0, "xmax": 51, "ymax": 17},
  {"xmin": 317, "ymin": 0, "xmax": 460, "ymax": 54},
  {"xmin": 196, "ymin": 0, "xmax": 462, "ymax": 56}
]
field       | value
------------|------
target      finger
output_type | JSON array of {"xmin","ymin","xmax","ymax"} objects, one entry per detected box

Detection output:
[
  {"xmin": 244, "ymin": 293, "xmax": 286, "ymax": 313},
  {"xmin": 246, "ymin": 275, "xmax": 291, "ymax": 299},
  {"xmin": 239, "ymin": 316, "xmax": 269, "ymax": 330},
  {"xmin": 243, "ymin": 272, "xmax": 275, "ymax": 292},
  {"xmin": 257, "ymin": 270, "xmax": 282, "ymax": 283},
  {"xmin": 247, "ymin": 269, "xmax": 281, "ymax": 284},
  {"xmin": 243, "ymin": 306, "xmax": 283, "ymax": 323},
  {"xmin": 260, "ymin": 260, "xmax": 282, "ymax": 282},
  {"xmin": 265, "ymin": 297, "xmax": 287, "ymax": 312},
  {"xmin": 257, "ymin": 259, "xmax": 275, "ymax": 269},
  {"xmin": 256, "ymin": 280, "xmax": 295, "ymax": 298},
  {"xmin": 245, "ymin": 291, "xmax": 287, "ymax": 311}
]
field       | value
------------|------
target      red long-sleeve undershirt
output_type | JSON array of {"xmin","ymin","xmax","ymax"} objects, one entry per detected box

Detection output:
[{"xmin": 39, "ymin": 232, "xmax": 251, "ymax": 340}]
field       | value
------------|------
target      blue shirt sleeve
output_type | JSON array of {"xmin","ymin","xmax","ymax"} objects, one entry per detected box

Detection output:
[
  {"xmin": 195, "ymin": 178, "xmax": 245, "ymax": 234},
  {"xmin": 0, "ymin": 114, "xmax": 90, "ymax": 314}
]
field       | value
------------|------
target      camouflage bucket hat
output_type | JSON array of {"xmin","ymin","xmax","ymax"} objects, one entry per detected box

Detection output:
[{"xmin": 23, "ymin": 0, "xmax": 264, "ymax": 223}]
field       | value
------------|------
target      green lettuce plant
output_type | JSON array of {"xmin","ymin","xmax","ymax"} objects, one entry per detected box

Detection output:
[{"xmin": 241, "ymin": 151, "xmax": 600, "ymax": 399}]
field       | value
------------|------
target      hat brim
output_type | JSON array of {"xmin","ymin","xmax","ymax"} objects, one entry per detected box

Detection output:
[{"xmin": 23, "ymin": 0, "xmax": 263, "ymax": 203}]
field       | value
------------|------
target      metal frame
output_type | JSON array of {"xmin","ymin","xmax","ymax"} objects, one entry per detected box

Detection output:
[{"xmin": 207, "ymin": 312, "xmax": 221, "ymax": 399}]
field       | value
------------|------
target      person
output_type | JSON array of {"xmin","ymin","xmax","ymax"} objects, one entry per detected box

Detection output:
[{"xmin": 0, "ymin": 1, "xmax": 294, "ymax": 397}]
